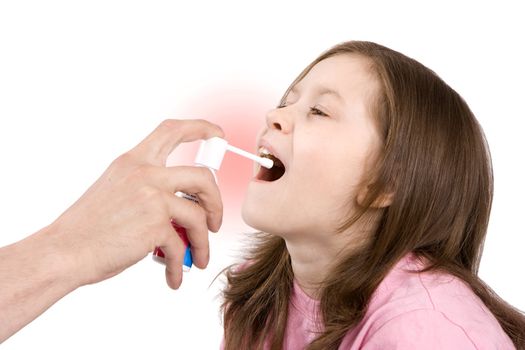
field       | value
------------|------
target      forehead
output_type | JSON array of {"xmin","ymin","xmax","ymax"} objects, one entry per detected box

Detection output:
[{"xmin": 292, "ymin": 54, "xmax": 378, "ymax": 104}]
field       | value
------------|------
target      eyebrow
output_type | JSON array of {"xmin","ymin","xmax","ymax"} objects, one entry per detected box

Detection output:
[{"xmin": 289, "ymin": 85, "xmax": 345, "ymax": 103}]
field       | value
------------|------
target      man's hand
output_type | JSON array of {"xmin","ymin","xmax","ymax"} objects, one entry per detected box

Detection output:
[
  {"xmin": 51, "ymin": 119, "xmax": 225, "ymax": 289},
  {"xmin": 0, "ymin": 119, "xmax": 225, "ymax": 343},
  {"xmin": 0, "ymin": 120, "xmax": 223, "ymax": 343}
]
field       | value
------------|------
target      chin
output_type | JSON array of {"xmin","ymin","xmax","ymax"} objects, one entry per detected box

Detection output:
[
  {"xmin": 241, "ymin": 183, "xmax": 300, "ymax": 235},
  {"xmin": 241, "ymin": 197, "xmax": 280, "ymax": 234},
  {"xmin": 241, "ymin": 198, "xmax": 264, "ymax": 231}
]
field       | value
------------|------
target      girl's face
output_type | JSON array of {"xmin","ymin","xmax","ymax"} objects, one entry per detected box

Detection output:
[{"xmin": 242, "ymin": 54, "xmax": 383, "ymax": 241}]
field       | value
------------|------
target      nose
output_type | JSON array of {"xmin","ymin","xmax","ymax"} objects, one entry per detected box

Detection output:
[{"xmin": 265, "ymin": 106, "xmax": 293, "ymax": 134}]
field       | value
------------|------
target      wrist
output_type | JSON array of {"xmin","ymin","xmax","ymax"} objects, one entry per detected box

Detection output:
[{"xmin": 33, "ymin": 223, "xmax": 85, "ymax": 292}]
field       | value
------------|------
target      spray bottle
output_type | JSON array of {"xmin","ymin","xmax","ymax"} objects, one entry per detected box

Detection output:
[{"xmin": 152, "ymin": 137, "xmax": 273, "ymax": 271}]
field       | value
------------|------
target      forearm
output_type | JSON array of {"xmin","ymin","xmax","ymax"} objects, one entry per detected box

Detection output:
[
  {"xmin": 0, "ymin": 225, "xmax": 81, "ymax": 342},
  {"xmin": 0, "ymin": 119, "xmax": 224, "ymax": 342}
]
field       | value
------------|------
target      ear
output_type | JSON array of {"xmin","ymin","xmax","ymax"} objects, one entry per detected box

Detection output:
[{"xmin": 357, "ymin": 186, "xmax": 394, "ymax": 209}]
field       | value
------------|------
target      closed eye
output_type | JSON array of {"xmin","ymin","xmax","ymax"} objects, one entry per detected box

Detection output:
[
  {"xmin": 309, "ymin": 106, "xmax": 329, "ymax": 117},
  {"xmin": 276, "ymin": 103, "xmax": 330, "ymax": 118}
]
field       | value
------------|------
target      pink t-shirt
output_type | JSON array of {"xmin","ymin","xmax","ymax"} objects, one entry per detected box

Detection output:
[
  {"xmin": 222, "ymin": 253, "xmax": 515, "ymax": 349},
  {"xmin": 283, "ymin": 253, "xmax": 515, "ymax": 349}
]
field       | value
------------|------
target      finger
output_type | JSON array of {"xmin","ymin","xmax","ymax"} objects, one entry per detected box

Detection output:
[
  {"xmin": 132, "ymin": 119, "xmax": 225, "ymax": 166},
  {"xmin": 156, "ymin": 224, "xmax": 186, "ymax": 289},
  {"xmin": 154, "ymin": 166, "xmax": 223, "ymax": 232},
  {"xmin": 166, "ymin": 193, "xmax": 210, "ymax": 269}
]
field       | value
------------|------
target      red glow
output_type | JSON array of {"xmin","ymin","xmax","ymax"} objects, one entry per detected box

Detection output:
[{"xmin": 170, "ymin": 83, "xmax": 279, "ymax": 221}]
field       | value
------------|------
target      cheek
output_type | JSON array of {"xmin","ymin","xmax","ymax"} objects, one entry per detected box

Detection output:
[
  {"xmin": 292, "ymin": 142, "xmax": 363, "ymax": 195},
  {"xmin": 288, "ymin": 133, "xmax": 375, "ymax": 223}
]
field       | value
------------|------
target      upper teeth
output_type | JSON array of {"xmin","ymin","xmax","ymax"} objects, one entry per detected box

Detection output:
[{"xmin": 259, "ymin": 147, "xmax": 272, "ymax": 157}]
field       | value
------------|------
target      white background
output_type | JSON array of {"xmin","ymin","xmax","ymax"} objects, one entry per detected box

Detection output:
[{"xmin": 1, "ymin": 1, "xmax": 524, "ymax": 348}]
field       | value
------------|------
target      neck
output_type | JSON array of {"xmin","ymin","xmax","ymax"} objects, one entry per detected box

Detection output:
[
  {"xmin": 285, "ymin": 225, "xmax": 370, "ymax": 299},
  {"xmin": 287, "ymin": 239, "xmax": 335, "ymax": 299}
]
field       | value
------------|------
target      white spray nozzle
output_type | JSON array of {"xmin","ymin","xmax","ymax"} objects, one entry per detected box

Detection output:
[
  {"xmin": 194, "ymin": 137, "xmax": 228, "ymax": 170},
  {"xmin": 225, "ymin": 144, "xmax": 274, "ymax": 169},
  {"xmin": 194, "ymin": 137, "xmax": 274, "ymax": 170}
]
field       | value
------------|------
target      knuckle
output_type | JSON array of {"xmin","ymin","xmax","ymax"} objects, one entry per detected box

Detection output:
[
  {"xmin": 194, "ymin": 118, "xmax": 209, "ymax": 127},
  {"xmin": 107, "ymin": 153, "xmax": 136, "ymax": 178},
  {"xmin": 159, "ymin": 119, "xmax": 179, "ymax": 130},
  {"xmin": 112, "ymin": 152, "xmax": 134, "ymax": 168},
  {"xmin": 197, "ymin": 167, "xmax": 215, "ymax": 182},
  {"xmin": 196, "ymin": 119, "xmax": 224, "ymax": 136}
]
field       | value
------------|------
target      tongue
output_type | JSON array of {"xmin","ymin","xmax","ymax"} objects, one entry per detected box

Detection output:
[
  {"xmin": 272, "ymin": 157, "xmax": 284, "ymax": 168},
  {"xmin": 257, "ymin": 159, "xmax": 285, "ymax": 181}
]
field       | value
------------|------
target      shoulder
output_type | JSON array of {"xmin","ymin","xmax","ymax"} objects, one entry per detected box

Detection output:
[
  {"xmin": 359, "ymin": 308, "xmax": 479, "ymax": 349},
  {"xmin": 342, "ymin": 255, "xmax": 515, "ymax": 349}
]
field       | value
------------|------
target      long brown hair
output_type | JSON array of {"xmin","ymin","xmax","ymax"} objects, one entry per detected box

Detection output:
[{"xmin": 222, "ymin": 41, "xmax": 525, "ymax": 349}]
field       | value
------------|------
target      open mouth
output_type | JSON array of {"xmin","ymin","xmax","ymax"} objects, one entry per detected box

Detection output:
[{"xmin": 256, "ymin": 147, "xmax": 286, "ymax": 182}]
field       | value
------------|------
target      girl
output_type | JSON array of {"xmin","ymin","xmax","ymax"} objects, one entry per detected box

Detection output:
[{"xmin": 221, "ymin": 41, "xmax": 525, "ymax": 349}]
